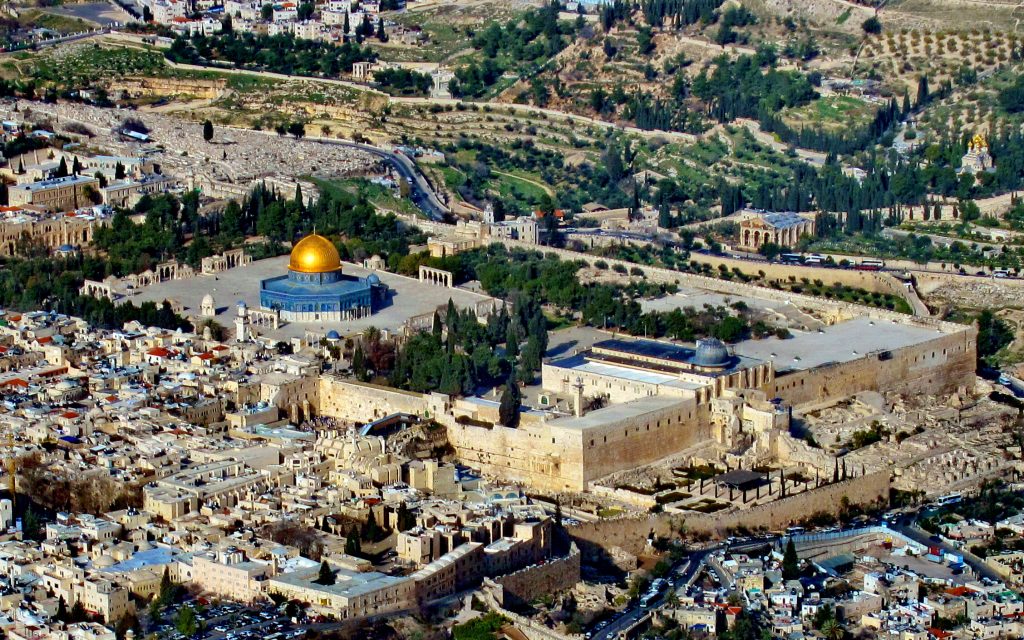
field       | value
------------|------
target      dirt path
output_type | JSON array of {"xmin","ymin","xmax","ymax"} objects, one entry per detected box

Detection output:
[{"xmin": 492, "ymin": 170, "xmax": 555, "ymax": 196}]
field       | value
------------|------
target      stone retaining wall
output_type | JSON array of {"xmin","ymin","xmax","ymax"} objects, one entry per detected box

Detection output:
[{"xmin": 568, "ymin": 471, "xmax": 892, "ymax": 557}]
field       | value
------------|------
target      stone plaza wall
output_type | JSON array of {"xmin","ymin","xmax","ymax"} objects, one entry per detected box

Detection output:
[
  {"xmin": 319, "ymin": 377, "xmax": 431, "ymax": 423},
  {"xmin": 445, "ymin": 420, "xmax": 586, "ymax": 492},
  {"xmin": 579, "ymin": 399, "xmax": 710, "ymax": 484},
  {"xmin": 567, "ymin": 471, "xmax": 892, "ymax": 557},
  {"xmin": 492, "ymin": 239, "xmax": 923, "ymax": 325},
  {"xmin": 490, "ymin": 543, "xmax": 582, "ymax": 609},
  {"xmin": 444, "ymin": 397, "xmax": 712, "ymax": 492},
  {"xmin": 771, "ymin": 326, "xmax": 976, "ymax": 407},
  {"xmin": 685, "ymin": 251, "xmax": 912, "ymax": 299}
]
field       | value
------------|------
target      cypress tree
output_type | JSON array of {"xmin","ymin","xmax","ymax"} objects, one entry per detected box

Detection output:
[
  {"xmin": 498, "ymin": 374, "xmax": 521, "ymax": 428},
  {"xmin": 782, "ymin": 539, "xmax": 800, "ymax": 580},
  {"xmin": 316, "ymin": 560, "xmax": 335, "ymax": 585},
  {"xmin": 352, "ymin": 345, "xmax": 367, "ymax": 381},
  {"xmin": 345, "ymin": 527, "xmax": 362, "ymax": 557}
]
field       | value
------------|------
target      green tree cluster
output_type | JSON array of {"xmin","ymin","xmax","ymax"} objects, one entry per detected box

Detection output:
[
  {"xmin": 167, "ymin": 31, "xmax": 376, "ymax": 76},
  {"xmin": 450, "ymin": 2, "xmax": 577, "ymax": 98}
]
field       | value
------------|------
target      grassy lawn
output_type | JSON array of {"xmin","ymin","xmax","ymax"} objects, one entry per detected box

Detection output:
[
  {"xmin": 18, "ymin": 9, "xmax": 95, "ymax": 34},
  {"xmin": 781, "ymin": 95, "xmax": 878, "ymax": 131},
  {"xmin": 383, "ymin": 14, "xmax": 479, "ymax": 64},
  {"xmin": 438, "ymin": 166, "xmax": 467, "ymax": 191},
  {"xmin": 544, "ymin": 311, "xmax": 574, "ymax": 331},
  {"xmin": 226, "ymin": 73, "xmax": 281, "ymax": 93},
  {"xmin": 310, "ymin": 177, "xmax": 420, "ymax": 216},
  {"xmin": 489, "ymin": 172, "xmax": 549, "ymax": 204}
]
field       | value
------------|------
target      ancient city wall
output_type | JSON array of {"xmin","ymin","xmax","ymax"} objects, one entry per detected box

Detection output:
[
  {"xmin": 492, "ymin": 239, "xmax": 947, "ymax": 328},
  {"xmin": 685, "ymin": 251, "xmax": 911, "ymax": 299},
  {"xmin": 490, "ymin": 543, "xmax": 582, "ymax": 609},
  {"xmin": 579, "ymin": 400, "xmax": 711, "ymax": 485},
  {"xmin": 445, "ymin": 396, "xmax": 715, "ymax": 492},
  {"xmin": 444, "ymin": 420, "xmax": 586, "ymax": 492},
  {"xmin": 567, "ymin": 471, "xmax": 892, "ymax": 557},
  {"xmin": 481, "ymin": 583, "xmax": 583, "ymax": 640},
  {"xmin": 318, "ymin": 377, "xmax": 430, "ymax": 423},
  {"xmin": 771, "ymin": 326, "xmax": 977, "ymax": 407}
]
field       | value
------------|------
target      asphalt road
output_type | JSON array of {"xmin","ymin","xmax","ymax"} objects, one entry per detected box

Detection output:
[
  {"xmin": 590, "ymin": 544, "xmax": 726, "ymax": 640},
  {"xmin": 306, "ymin": 136, "xmax": 448, "ymax": 221},
  {"xmin": 217, "ymin": 125, "xmax": 450, "ymax": 222}
]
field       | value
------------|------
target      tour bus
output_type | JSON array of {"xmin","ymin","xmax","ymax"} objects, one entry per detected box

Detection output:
[
  {"xmin": 936, "ymin": 492, "xmax": 962, "ymax": 506},
  {"xmin": 804, "ymin": 255, "xmax": 825, "ymax": 266},
  {"xmin": 994, "ymin": 269, "xmax": 1011, "ymax": 279},
  {"xmin": 855, "ymin": 259, "xmax": 885, "ymax": 271},
  {"xmin": 640, "ymin": 592, "xmax": 657, "ymax": 608},
  {"xmin": 780, "ymin": 253, "xmax": 803, "ymax": 264}
]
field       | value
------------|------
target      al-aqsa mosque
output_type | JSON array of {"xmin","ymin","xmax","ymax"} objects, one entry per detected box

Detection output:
[{"xmin": 259, "ymin": 233, "xmax": 388, "ymax": 322}]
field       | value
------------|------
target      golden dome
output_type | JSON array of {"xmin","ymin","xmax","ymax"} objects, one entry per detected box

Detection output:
[{"xmin": 289, "ymin": 233, "xmax": 341, "ymax": 273}]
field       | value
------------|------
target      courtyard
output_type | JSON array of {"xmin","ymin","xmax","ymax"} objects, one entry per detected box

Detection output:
[{"xmin": 124, "ymin": 255, "xmax": 498, "ymax": 341}]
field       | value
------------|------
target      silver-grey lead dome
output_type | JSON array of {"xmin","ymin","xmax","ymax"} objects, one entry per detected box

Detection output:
[{"xmin": 692, "ymin": 338, "xmax": 730, "ymax": 367}]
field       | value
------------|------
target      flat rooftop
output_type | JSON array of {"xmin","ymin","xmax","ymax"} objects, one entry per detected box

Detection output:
[
  {"xmin": 9, "ymin": 175, "xmax": 97, "ymax": 191},
  {"xmin": 732, "ymin": 316, "xmax": 946, "ymax": 374},
  {"xmin": 549, "ymin": 396, "xmax": 683, "ymax": 431},
  {"xmin": 547, "ymin": 354, "xmax": 704, "ymax": 390},
  {"xmin": 595, "ymin": 338, "xmax": 696, "ymax": 364},
  {"xmin": 271, "ymin": 564, "xmax": 407, "ymax": 599}
]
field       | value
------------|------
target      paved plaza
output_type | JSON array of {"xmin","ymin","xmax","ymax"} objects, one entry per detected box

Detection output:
[
  {"xmin": 125, "ymin": 256, "xmax": 497, "ymax": 340},
  {"xmin": 640, "ymin": 287, "xmax": 825, "ymax": 331}
]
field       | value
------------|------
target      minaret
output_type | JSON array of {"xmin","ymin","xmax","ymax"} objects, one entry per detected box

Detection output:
[
  {"xmin": 234, "ymin": 301, "xmax": 248, "ymax": 342},
  {"xmin": 572, "ymin": 376, "xmax": 584, "ymax": 418}
]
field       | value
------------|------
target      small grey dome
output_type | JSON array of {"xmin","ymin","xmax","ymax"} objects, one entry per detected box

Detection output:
[
  {"xmin": 692, "ymin": 338, "xmax": 730, "ymax": 367},
  {"xmin": 366, "ymin": 274, "xmax": 381, "ymax": 285}
]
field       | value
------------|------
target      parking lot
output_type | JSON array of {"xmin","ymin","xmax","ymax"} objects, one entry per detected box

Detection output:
[{"xmin": 149, "ymin": 601, "xmax": 320, "ymax": 640}]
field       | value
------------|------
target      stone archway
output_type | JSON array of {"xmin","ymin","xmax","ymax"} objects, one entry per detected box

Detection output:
[{"xmin": 419, "ymin": 265, "xmax": 454, "ymax": 288}]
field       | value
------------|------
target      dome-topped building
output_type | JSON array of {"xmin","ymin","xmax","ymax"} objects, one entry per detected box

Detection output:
[
  {"xmin": 289, "ymin": 233, "xmax": 342, "ymax": 274},
  {"xmin": 692, "ymin": 338, "xmax": 732, "ymax": 369},
  {"xmin": 259, "ymin": 233, "xmax": 388, "ymax": 323}
]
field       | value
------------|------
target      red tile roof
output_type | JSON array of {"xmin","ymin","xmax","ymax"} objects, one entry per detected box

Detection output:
[{"xmin": 534, "ymin": 209, "xmax": 565, "ymax": 219}]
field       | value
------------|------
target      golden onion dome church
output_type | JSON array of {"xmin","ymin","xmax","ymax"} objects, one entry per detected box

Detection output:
[{"xmin": 259, "ymin": 233, "xmax": 387, "ymax": 322}]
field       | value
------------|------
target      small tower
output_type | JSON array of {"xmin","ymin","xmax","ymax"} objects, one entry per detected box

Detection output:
[
  {"xmin": 234, "ymin": 301, "xmax": 248, "ymax": 342},
  {"xmin": 572, "ymin": 376, "xmax": 584, "ymax": 418}
]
